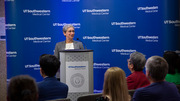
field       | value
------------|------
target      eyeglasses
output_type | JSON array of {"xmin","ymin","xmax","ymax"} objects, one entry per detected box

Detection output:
[{"xmin": 67, "ymin": 30, "xmax": 75, "ymax": 33}]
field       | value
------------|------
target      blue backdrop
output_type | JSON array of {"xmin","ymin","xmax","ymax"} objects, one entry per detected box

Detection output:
[{"xmin": 5, "ymin": 0, "xmax": 180, "ymax": 93}]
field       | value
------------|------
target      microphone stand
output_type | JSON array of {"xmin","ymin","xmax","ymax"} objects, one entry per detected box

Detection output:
[{"xmin": 76, "ymin": 38, "xmax": 87, "ymax": 49}]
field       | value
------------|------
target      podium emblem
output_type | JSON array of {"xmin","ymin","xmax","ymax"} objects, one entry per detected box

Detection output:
[{"xmin": 70, "ymin": 73, "xmax": 85, "ymax": 88}]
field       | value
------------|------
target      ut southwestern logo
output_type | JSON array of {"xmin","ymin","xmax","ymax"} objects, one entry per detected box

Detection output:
[
  {"xmin": 53, "ymin": 23, "xmax": 81, "ymax": 28},
  {"xmin": 137, "ymin": 6, "xmax": 158, "ymax": 13},
  {"xmin": 83, "ymin": 36, "xmax": 110, "ymax": 40},
  {"xmin": 62, "ymin": 0, "xmax": 80, "ymax": 2},
  {"xmin": 137, "ymin": 6, "xmax": 158, "ymax": 11},
  {"xmin": 82, "ymin": 9, "xmax": 109, "ymax": 13},
  {"xmin": 83, "ymin": 36, "xmax": 110, "ymax": 43},
  {"xmin": 82, "ymin": 9, "xmax": 109, "ymax": 15},
  {"xmin": 23, "ymin": 9, "xmax": 51, "ymax": 13},
  {"xmin": 25, "ymin": 64, "xmax": 40, "ymax": 70},
  {"xmin": 111, "ymin": 22, "xmax": 136, "ymax": 26},
  {"xmin": 25, "ymin": 64, "xmax": 40, "ymax": 68},
  {"xmin": 111, "ymin": 22, "xmax": 136, "ymax": 28},
  {"xmin": 24, "ymin": 37, "xmax": 51, "ymax": 43},
  {"xmin": 93, "ymin": 63, "xmax": 110, "ymax": 69},
  {"xmin": 23, "ymin": 9, "xmax": 51, "ymax": 16},
  {"xmin": 112, "ymin": 49, "xmax": 136, "ymax": 55},
  {"xmin": 112, "ymin": 49, "xmax": 136, "ymax": 53},
  {"xmin": 138, "ymin": 35, "xmax": 159, "ymax": 42},
  {"xmin": 138, "ymin": 36, "xmax": 158, "ymax": 39}
]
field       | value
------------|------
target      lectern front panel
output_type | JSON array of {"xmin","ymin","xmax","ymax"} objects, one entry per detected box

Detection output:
[{"xmin": 59, "ymin": 50, "xmax": 93, "ymax": 101}]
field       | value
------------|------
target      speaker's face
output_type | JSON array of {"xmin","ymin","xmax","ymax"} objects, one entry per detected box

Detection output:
[{"xmin": 64, "ymin": 27, "xmax": 75, "ymax": 40}]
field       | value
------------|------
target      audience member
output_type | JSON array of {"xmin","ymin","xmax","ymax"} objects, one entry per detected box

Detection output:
[
  {"xmin": 163, "ymin": 51, "xmax": 180, "ymax": 85},
  {"xmin": 133, "ymin": 56, "xmax": 180, "ymax": 101},
  {"xmin": 7, "ymin": 75, "xmax": 38, "ymax": 101},
  {"xmin": 38, "ymin": 54, "xmax": 68, "ymax": 101},
  {"xmin": 96, "ymin": 67, "xmax": 130, "ymax": 101},
  {"xmin": 126, "ymin": 51, "xmax": 150, "ymax": 90}
]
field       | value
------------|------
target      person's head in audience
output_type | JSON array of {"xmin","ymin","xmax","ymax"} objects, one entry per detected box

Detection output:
[
  {"xmin": 39, "ymin": 54, "xmax": 60, "ymax": 78},
  {"xmin": 163, "ymin": 51, "xmax": 180, "ymax": 74},
  {"xmin": 103, "ymin": 67, "xmax": 129, "ymax": 101},
  {"xmin": 145, "ymin": 56, "xmax": 168, "ymax": 83},
  {"xmin": 7, "ymin": 75, "xmax": 38, "ymax": 101},
  {"xmin": 128, "ymin": 51, "xmax": 146, "ymax": 73}
]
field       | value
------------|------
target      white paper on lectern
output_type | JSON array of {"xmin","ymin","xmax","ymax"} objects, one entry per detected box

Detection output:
[{"xmin": 66, "ymin": 61, "xmax": 89, "ymax": 92}]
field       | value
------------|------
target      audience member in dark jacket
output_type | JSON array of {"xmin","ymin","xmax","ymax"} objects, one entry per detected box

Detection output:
[
  {"xmin": 38, "ymin": 54, "xmax": 68, "ymax": 101},
  {"xmin": 133, "ymin": 56, "xmax": 180, "ymax": 101}
]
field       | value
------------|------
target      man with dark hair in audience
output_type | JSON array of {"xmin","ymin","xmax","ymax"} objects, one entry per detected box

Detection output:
[
  {"xmin": 133, "ymin": 56, "xmax": 180, "ymax": 101},
  {"xmin": 7, "ymin": 75, "xmax": 38, "ymax": 101},
  {"xmin": 38, "ymin": 54, "xmax": 68, "ymax": 101},
  {"xmin": 126, "ymin": 51, "xmax": 150, "ymax": 90}
]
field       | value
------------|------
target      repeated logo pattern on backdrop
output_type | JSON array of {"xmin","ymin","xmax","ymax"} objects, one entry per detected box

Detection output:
[{"xmin": 5, "ymin": 0, "xmax": 180, "ymax": 93}]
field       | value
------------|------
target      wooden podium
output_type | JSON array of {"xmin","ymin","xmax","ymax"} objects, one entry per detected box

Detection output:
[{"xmin": 59, "ymin": 49, "xmax": 93, "ymax": 101}]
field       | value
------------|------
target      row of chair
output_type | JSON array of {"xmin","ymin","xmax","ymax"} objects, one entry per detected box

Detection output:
[
  {"xmin": 46, "ymin": 85, "xmax": 180, "ymax": 101},
  {"xmin": 46, "ymin": 90, "xmax": 135, "ymax": 101},
  {"xmin": 46, "ymin": 98, "xmax": 71, "ymax": 101},
  {"xmin": 46, "ymin": 93, "xmax": 102, "ymax": 101}
]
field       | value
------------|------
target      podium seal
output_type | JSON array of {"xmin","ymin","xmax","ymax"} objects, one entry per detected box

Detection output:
[{"xmin": 70, "ymin": 73, "xmax": 85, "ymax": 88}]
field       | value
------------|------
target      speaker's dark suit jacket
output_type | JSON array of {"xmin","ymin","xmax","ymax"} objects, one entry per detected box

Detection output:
[{"xmin": 38, "ymin": 77, "xmax": 68, "ymax": 101}]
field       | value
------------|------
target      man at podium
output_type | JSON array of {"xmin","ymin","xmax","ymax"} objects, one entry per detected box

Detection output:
[{"xmin": 54, "ymin": 24, "xmax": 84, "ymax": 79}]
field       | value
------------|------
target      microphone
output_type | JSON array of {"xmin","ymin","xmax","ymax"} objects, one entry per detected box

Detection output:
[{"xmin": 77, "ymin": 38, "xmax": 87, "ymax": 49}]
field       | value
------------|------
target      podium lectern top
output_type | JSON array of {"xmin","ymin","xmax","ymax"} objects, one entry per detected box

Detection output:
[{"xmin": 59, "ymin": 49, "xmax": 93, "ymax": 52}]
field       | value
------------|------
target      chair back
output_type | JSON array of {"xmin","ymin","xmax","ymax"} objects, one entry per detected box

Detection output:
[
  {"xmin": 128, "ymin": 89, "xmax": 136, "ymax": 101},
  {"xmin": 128, "ymin": 89, "xmax": 135, "ymax": 97},
  {"xmin": 77, "ymin": 93, "xmax": 102, "ymax": 101},
  {"xmin": 176, "ymin": 85, "xmax": 180, "ymax": 93},
  {"xmin": 46, "ymin": 98, "xmax": 71, "ymax": 101}
]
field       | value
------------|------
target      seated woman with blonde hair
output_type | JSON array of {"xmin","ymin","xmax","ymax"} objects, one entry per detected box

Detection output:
[{"xmin": 96, "ymin": 67, "xmax": 130, "ymax": 101}]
